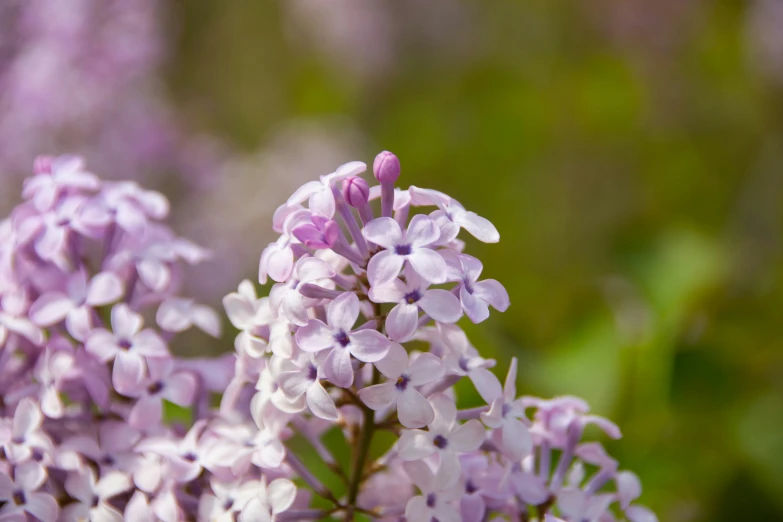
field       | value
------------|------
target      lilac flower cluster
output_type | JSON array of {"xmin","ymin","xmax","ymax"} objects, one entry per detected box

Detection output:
[
  {"xmin": 0, "ymin": 156, "xmax": 297, "ymax": 521},
  {"xmin": 0, "ymin": 151, "xmax": 656, "ymax": 521},
  {"xmin": 226, "ymin": 151, "xmax": 659, "ymax": 521}
]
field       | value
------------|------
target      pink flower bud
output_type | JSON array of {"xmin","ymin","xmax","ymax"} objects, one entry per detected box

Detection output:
[
  {"xmin": 342, "ymin": 177, "xmax": 369, "ymax": 208},
  {"xmin": 33, "ymin": 155, "xmax": 53, "ymax": 174},
  {"xmin": 372, "ymin": 151, "xmax": 400, "ymax": 183}
]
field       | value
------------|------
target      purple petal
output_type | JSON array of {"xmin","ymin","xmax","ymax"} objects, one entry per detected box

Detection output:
[
  {"xmin": 16, "ymin": 461, "xmax": 46, "ymax": 491},
  {"xmin": 293, "ymin": 224, "xmax": 329, "ymax": 249},
  {"xmin": 116, "ymin": 202, "xmax": 148, "ymax": 234},
  {"xmin": 12, "ymin": 399, "xmax": 42, "ymax": 440},
  {"xmin": 501, "ymin": 418, "xmax": 532, "ymax": 461},
  {"xmin": 278, "ymin": 371, "xmax": 311, "ymax": 399},
  {"xmin": 287, "ymin": 181, "xmax": 323, "ymax": 206},
  {"xmin": 163, "ymin": 372, "xmax": 197, "ymax": 406},
  {"xmin": 223, "ymin": 293, "xmax": 256, "ymax": 329},
  {"xmin": 137, "ymin": 259, "xmax": 170, "ymax": 291},
  {"xmin": 29, "ymin": 292, "xmax": 73, "ymax": 326},
  {"xmin": 626, "ymin": 505, "xmax": 658, "ymax": 522},
  {"xmin": 473, "ymin": 279, "xmax": 509, "ymax": 312},
  {"xmin": 295, "ymin": 320, "xmax": 335, "ymax": 352},
  {"xmin": 327, "ymin": 292, "xmax": 359, "ymax": 332},
  {"xmin": 362, "ymin": 218, "xmax": 402, "ymax": 249},
  {"xmin": 113, "ymin": 352, "xmax": 145, "ymax": 393},
  {"xmin": 385, "ymin": 303, "xmax": 419, "ymax": 343},
  {"xmin": 358, "ymin": 383, "xmax": 397, "ymax": 411},
  {"xmin": 429, "ymin": 393, "xmax": 457, "ymax": 434},
  {"xmin": 449, "ymin": 419, "xmax": 485, "ymax": 452},
  {"xmin": 86, "ymin": 272, "xmax": 124, "ymax": 306},
  {"xmin": 397, "ymin": 389, "xmax": 434, "ymax": 429},
  {"xmin": 86, "ymin": 330, "xmax": 120, "ymax": 362},
  {"xmin": 65, "ymin": 306, "xmax": 92, "ymax": 341},
  {"xmin": 469, "ymin": 367, "xmax": 503, "ymax": 404},
  {"xmin": 407, "ymin": 353, "xmax": 444, "ymax": 386},
  {"xmin": 267, "ymin": 478, "xmax": 297, "ymax": 515},
  {"xmin": 111, "ymin": 304, "xmax": 143, "ymax": 340},
  {"xmin": 407, "ymin": 248, "xmax": 447, "ymax": 284},
  {"xmin": 324, "ymin": 348, "xmax": 353, "ymax": 388},
  {"xmin": 348, "ymin": 330, "xmax": 390, "ymax": 363},
  {"xmin": 367, "ymin": 250, "xmax": 405, "ymax": 287},
  {"xmin": 460, "ymin": 286, "xmax": 490, "ymax": 324},
  {"xmin": 132, "ymin": 330, "xmax": 168, "ymax": 357},
  {"xmin": 396, "ymin": 430, "xmax": 435, "ymax": 461},
  {"xmin": 616, "ymin": 471, "xmax": 642, "ymax": 509},
  {"xmin": 374, "ymin": 342, "xmax": 408, "ymax": 379},
  {"xmin": 191, "ymin": 305, "xmax": 222, "ymax": 338},
  {"xmin": 460, "ymin": 492, "xmax": 486, "ymax": 522},
  {"xmin": 405, "ymin": 214, "xmax": 440, "ymax": 248},
  {"xmin": 306, "ymin": 381, "xmax": 339, "ymax": 421},
  {"xmin": 454, "ymin": 211, "xmax": 499, "ymax": 243},
  {"xmin": 419, "ymin": 289, "xmax": 462, "ymax": 323},
  {"xmin": 309, "ymin": 186, "xmax": 335, "ymax": 218},
  {"xmin": 25, "ymin": 492, "xmax": 59, "ymax": 522},
  {"xmin": 367, "ymin": 279, "xmax": 407, "ymax": 304},
  {"xmin": 35, "ymin": 226, "xmax": 66, "ymax": 260},
  {"xmin": 130, "ymin": 396, "xmax": 163, "ymax": 429}
]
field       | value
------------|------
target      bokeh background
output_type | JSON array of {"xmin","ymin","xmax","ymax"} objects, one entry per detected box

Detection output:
[{"xmin": 2, "ymin": 1, "xmax": 783, "ymax": 520}]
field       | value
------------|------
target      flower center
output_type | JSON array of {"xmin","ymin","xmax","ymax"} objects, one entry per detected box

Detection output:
[
  {"xmin": 222, "ymin": 498, "xmax": 234, "ymax": 511},
  {"xmin": 465, "ymin": 480, "xmax": 478, "ymax": 494},
  {"xmin": 501, "ymin": 402, "xmax": 511, "ymax": 418},
  {"xmin": 31, "ymin": 448, "xmax": 44, "ymax": 462},
  {"xmin": 12, "ymin": 490, "xmax": 25, "ymax": 505},
  {"xmin": 118, "ymin": 339, "xmax": 132, "ymax": 350},
  {"xmin": 404, "ymin": 290, "xmax": 421, "ymax": 304},
  {"xmin": 91, "ymin": 495, "xmax": 100, "ymax": 508},
  {"xmin": 147, "ymin": 381, "xmax": 165, "ymax": 395},
  {"xmin": 433, "ymin": 434, "xmax": 448, "ymax": 449},
  {"xmin": 182, "ymin": 451, "xmax": 197, "ymax": 462},
  {"xmin": 426, "ymin": 493, "xmax": 437, "ymax": 508},
  {"xmin": 395, "ymin": 374, "xmax": 410, "ymax": 391},
  {"xmin": 101, "ymin": 455, "xmax": 115, "ymax": 466},
  {"xmin": 458, "ymin": 356, "xmax": 470, "ymax": 373},
  {"xmin": 394, "ymin": 244, "xmax": 412, "ymax": 256},
  {"xmin": 307, "ymin": 363, "xmax": 318, "ymax": 382},
  {"xmin": 334, "ymin": 330, "xmax": 351, "ymax": 348}
]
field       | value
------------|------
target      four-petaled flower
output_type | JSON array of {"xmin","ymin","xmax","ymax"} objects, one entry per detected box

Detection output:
[
  {"xmin": 397, "ymin": 393, "xmax": 485, "ymax": 471},
  {"xmin": 86, "ymin": 304, "xmax": 168, "ymax": 393},
  {"xmin": 296, "ymin": 292, "xmax": 390, "ymax": 387},
  {"xmin": 359, "ymin": 343, "xmax": 444, "ymax": 428},
  {"xmin": 369, "ymin": 265, "xmax": 462, "ymax": 342},
  {"xmin": 362, "ymin": 215, "xmax": 448, "ymax": 286}
]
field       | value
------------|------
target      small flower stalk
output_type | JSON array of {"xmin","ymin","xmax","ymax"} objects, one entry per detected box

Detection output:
[{"xmin": 0, "ymin": 152, "xmax": 657, "ymax": 522}]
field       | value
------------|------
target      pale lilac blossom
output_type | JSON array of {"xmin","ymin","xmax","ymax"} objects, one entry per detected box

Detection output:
[
  {"xmin": 362, "ymin": 214, "xmax": 448, "ymax": 286},
  {"xmin": 296, "ymin": 291, "xmax": 390, "ymax": 387},
  {"xmin": 359, "ymin": 342, "xmax": 443, "ymax": 428}
]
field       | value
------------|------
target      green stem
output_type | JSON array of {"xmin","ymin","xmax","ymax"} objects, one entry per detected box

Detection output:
[{"xmin": 345, "ymin": 401, "xmax": 376, "ymax": 521}]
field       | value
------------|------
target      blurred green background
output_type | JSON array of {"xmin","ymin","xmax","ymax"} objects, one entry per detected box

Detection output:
[{"xmin": 163, "ymin": 1, "xmax": 783, "ymax": 520}]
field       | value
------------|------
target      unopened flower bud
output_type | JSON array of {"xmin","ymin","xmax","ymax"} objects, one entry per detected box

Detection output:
[
  {"xmin": 342, "ymin": 177, "xmax": 369, "ymax": 208},
  {"xmin": 373, "ymin": 151, "xmax": 400, "ymax": 184},
  {"xmin": 33, "ymin": 155, "xmax": 53, "ymax": 174}
]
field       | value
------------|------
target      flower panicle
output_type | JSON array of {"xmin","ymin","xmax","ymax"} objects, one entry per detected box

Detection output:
[
  {"xmin": 0, "ymin": 155, "xmax": 296, "ymax": 522},
  {"xmin": 223, "ymin": 151, "xmax": 657, "ymax": 522}
]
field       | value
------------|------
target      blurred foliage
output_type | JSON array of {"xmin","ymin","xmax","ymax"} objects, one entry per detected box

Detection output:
[{"xmin": 163, "ymin": 0, "xmax": 783, "ymax": 520}]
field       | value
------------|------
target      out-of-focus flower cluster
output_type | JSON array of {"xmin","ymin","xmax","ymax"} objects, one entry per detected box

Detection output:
[
  {"xmin": 0, "ymin": 156, "xmax": 297, "ymax": 521},
  {"xmin": 220, "ymin": 150, "xmax": 658, "ymax": 521},
  {"xmin": 0, "ymin": 0, "xmax": 218, "ymax": 192}
]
